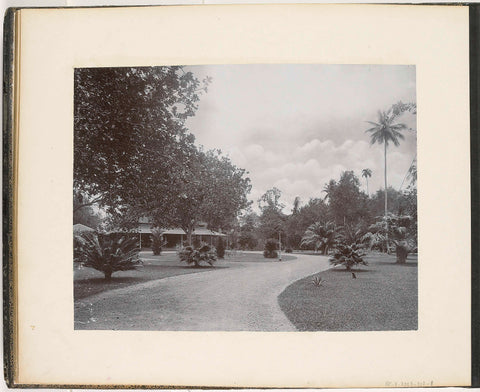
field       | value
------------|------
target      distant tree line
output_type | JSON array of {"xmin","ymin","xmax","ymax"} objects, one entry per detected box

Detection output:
[{"xmin": 234, "ymin": 169, "xmax": 416, "ymax": 255}]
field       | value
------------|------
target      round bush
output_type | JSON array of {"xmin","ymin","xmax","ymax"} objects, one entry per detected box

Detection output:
[
  {"xmin": 264, "ymin": 238, "xmax": 279, "ymax": 258},
  {"xmin": 263, "ymin": 249, "xmax": 278, "ymax": 258}
]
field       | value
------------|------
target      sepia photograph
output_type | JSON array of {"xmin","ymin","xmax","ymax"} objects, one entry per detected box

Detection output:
[{"xmin": 73, "ymin": 64, "xmax": 417, "ymax": 331}]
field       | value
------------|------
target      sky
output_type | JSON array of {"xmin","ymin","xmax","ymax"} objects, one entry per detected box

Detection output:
[{"xmin": 184, "ymin": 64, "xmax": 416, "ymax": 213}]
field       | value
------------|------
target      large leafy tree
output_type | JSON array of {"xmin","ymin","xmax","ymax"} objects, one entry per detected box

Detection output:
[
  {"xmin": 73, "ymin": 190, "xmax": 103, "ymax": 229},
  {"xmin": 285, "ymin": 197, "xmax": 328, "ymax": 249},
  {"xmin": 258, "ymin": 187, "xmax": 284, "ymax": 211},
  {"xmin": 74, "ymin": 66, "xmax": 209, "ymax": 215},
  {"xmin": 390, "ymin": 101, "xmax": 417, "ymax": 119},
  {"xmin": 365, "ymin": 110, "xmax": 407, "ymax": 252},
  {"xmin": 238, "ymin": 211, "xmax": 260, "ymax": 250},
  {"xmin": 150, "ymin": 149, "xmax": 251, "ymax": 245},
  {"xmin": 323, "ymin": 171, "xmax": 370, "ymax": 226},
  {"xmin": 369, "ymin": 187, "xmax": 405, "ymax": 218},
  {"xmin": 258, "ymin": 188, "xmax": 286, "ymax": 242}
]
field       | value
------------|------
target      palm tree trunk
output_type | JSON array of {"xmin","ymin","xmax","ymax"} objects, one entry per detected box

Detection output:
[
  {"xmin": 366, "ymin": 177, "xmax": 369, "ymax": 196},
  {"xmin": 384, "ymin": 142, "xmax": 390, "ymax": 253}
]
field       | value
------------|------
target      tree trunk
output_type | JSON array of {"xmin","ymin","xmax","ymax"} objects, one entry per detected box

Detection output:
[
  {"xmin": 384, "ymin": 141, "xmax": 390, "ymax": 254},
  {"xmin": 366, "ymin": 177, "xmax": 369, "ymax": 196},
  {"xmin": 186, "ymin": 225, "xmax": 193, "ymax": 246},
  {"xmin": 104, "ymin": 270, "xmax": 112, "ymax": 281}
]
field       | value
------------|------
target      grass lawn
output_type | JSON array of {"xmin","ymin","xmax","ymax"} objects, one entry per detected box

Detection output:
[
  {"xmin": 74, "ymin": 250, "xmax": 296, "ymax": 300},
  {"xmin": 278, "ymin": 252, "xmax": 417, "ymax": 331}
]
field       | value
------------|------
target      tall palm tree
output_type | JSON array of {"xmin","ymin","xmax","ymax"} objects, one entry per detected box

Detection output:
[
  {"xmin": 361, "ymin": 168, "xmax": 372, "ymax": 196},
  {"xmin": 365, "ymin": 110, "xmax": 407, "ymax": 252}
]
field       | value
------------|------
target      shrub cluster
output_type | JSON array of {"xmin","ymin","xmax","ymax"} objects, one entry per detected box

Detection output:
[
  {"xmin": 263, "ymin": 238, "xmax": 278, "ymax": 258},
  {"xmin": 178, "ymin": 242, "xmax": 217, "ymax": 267}
]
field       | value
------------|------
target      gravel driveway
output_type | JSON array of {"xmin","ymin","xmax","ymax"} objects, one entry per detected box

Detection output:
[{"xmin": 74, "ymin": 253, "xmax": 330, "ymax": 331}]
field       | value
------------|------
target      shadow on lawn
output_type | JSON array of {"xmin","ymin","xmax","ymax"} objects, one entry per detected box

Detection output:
[
  {"xmin": 75, "ymin": 276, "xmax": 146, "ymax": 285},
  {"xmin": 184, "ymin": 264, "xmax": 227, "ymax": 269},
  {"xmin": 329, "ymin": 268, "xmax": 375, "ymax": 273},
  {"xmin": 376, "ymin": 261, "xmax": 418, "ymax": 267},
  {"xmin": 74, "ymin": 263, "xmax": 227, "ymax": 300}
]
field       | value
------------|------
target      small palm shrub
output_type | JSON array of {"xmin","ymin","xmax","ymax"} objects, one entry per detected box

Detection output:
[
  {"xmin": 151, "ymin": 228, "xmax": 167, "ymax": 255},
  {"xmin": 339, "ymin": 223, "xmax": 368, "ymax": 246},
  {"xmin": 178, "ymin": 242, "xmax": 217, "ymax": 267},
  {"xmin": 216, "ymin": 237, "xmax": 226, "ymax": 259},
  {"xmin": 361, "ymin": 231, "xmax": 386, "ymax": 252},
  {"xmin": 285, "ymin": 247, "xmax": 293, "ymax": 253},
  {"xmin": 329, "ymin": 243, "xmax": 367, "ymax": 271},
  {"xmin": 74, "ymin": 232, "xmax": 93, "ymax": 264},
  {"xmin": 364, "ymin": 214, "xmax": 415, "ymax": 262},
  {"xmin": 300, "ymin": 221, "xmax": 337, "ymax": 254},
  {"xmin": 75, "ymin": 233, "xmax": 141, "ymax": 280},
  {"xmin": 263, "ymin": 238, "xmax": 278, "ymax": 258}
]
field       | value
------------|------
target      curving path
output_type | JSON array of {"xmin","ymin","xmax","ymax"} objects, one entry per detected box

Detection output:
[{"xmin": 74, "ymin": 253, "xmax": 330, "ymax": 331}]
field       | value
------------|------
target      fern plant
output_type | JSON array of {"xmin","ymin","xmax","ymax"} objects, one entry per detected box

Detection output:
[{"xmin": 75, "ymin": 233, "xmax": 141, "ymax": 280}]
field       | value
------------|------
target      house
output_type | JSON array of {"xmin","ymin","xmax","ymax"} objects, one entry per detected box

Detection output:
[{"xmin": 137, "ymin": 217, "xmax": 226, "ymax": 248}]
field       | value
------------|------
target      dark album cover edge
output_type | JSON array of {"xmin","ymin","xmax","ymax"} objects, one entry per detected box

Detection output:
[{"xmin": 1, "ymin": 3, "xmax": 476, "ymax": 389}]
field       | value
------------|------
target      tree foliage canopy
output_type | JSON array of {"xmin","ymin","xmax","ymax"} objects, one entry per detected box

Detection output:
[
  {"xmin": 74, "ymin": 66, "xmax": 209, "ymax": 214},
  {"xmin": 74, "ymin": 67, "xmax": 251, "ymax": 238},
  {"xmin": 324, "ymin": 171, "xmax": 370, "ymax": 225},
  {"xmin": 257, "ymin": 188, "xmax": 286, "ymax": 241},
  {"xmin": 150, "ymin": 148, "xmax": 252, "ymax": 238},
  {"xmin": 365, "ymin": 110, "xmax": 408, "ymax": 148}
]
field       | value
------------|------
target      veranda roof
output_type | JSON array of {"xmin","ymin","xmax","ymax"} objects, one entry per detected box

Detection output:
[
  {"xmin": 113, "ymin": 226, "xmax": 226, "ymax": 237},
  {"xmin": 162, "ymin": 228, "xmax": 226, "ymax": 237}
]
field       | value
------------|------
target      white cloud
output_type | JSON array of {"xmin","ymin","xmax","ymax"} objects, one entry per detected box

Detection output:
[{"xmin": 185, "ymin": 64, "xmax": 416, "ymax": 212}]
